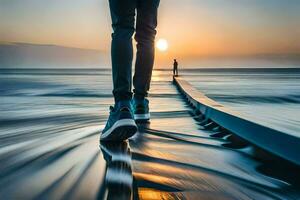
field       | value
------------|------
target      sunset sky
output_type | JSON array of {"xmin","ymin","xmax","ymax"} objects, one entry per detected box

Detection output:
[{"xmin": 1, "ymin": 0, "xmax": 300, "ymax": 67}]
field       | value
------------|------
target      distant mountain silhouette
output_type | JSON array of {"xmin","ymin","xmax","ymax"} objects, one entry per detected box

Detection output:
[{"xmin": 0, "ymin": 43, "xmax": 108, "ymax": 68}]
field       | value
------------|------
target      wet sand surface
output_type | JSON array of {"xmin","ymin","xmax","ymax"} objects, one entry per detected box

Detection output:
[{"xmin": 0, "ymin": 70, "xmax": 299, "ymax": 199}]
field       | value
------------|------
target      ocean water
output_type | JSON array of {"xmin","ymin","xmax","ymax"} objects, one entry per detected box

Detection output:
[
  {"xmin": 0, "ymin": 68, "xmax": 299, "ymax": 137},
  {"xmin": 0, "ymin": 68, "xmax": 300, "ymax": 199}
]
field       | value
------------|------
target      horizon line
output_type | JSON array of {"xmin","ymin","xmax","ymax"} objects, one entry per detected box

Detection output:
[
  {"xmin": 1, "ymin": 67, "xmax": 300, "ymax": 70},
  {"xmin": 1, "ymin": 41, "xmax": 300, "ymax": 58}
]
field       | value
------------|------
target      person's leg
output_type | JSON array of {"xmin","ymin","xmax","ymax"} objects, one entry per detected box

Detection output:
[
  {"xmin": 109, "ymin": 0, "xmax": 137, "ymax": 103},
  {"xmin": 101, "ymin": 0, "xmax": 138, "ymax": 141},
  {"xmin": 133, "ymin": 0, "xmax": 160, "ymax": 99}
]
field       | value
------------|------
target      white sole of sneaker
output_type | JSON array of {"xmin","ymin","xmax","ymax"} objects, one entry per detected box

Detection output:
[
  {"xmin": 134, "ymin": 113, "xmax": 150, "ymax": 120},
  {"xmin": 101, "ymin": 119, "xmax": 137, "ymax": 141}
]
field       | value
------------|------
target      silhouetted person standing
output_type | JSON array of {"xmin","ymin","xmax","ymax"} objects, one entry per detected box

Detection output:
[
  {"xmin": 173, "ymin": 59, "xmax": 178, "ymax": 76},
  {"xmin": 101, "ymin": 0, "xmax": 160, "ymax": 141}
]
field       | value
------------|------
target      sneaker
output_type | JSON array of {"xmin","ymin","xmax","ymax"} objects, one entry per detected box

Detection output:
[
  {"xmin": 101, "ymin": 100, "xmax": 137, "ymax": 141},
  {"xmin": 132, "ymin": 97, "xmax": 150, "ymax": 122}
]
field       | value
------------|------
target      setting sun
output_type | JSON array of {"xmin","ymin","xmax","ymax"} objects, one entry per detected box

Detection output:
[{"xmin": 156, "ymin": 39, "xmax": 168, "ymax": 52}]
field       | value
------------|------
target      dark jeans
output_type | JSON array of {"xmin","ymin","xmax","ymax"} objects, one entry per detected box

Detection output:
[{"xmin": 108, "ymin": 0, "xmax": 160, "ymax": 102}]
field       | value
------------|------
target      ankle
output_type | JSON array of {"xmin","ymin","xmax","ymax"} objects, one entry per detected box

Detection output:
[{"xmin": 115, "ymin": 99, "xmax": 132, "ymax": 110}]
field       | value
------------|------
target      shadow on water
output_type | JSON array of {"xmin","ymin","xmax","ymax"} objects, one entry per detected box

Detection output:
[{"xmin": 99, "ymin": 141, "xmax": 133, "ymax": 200}]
